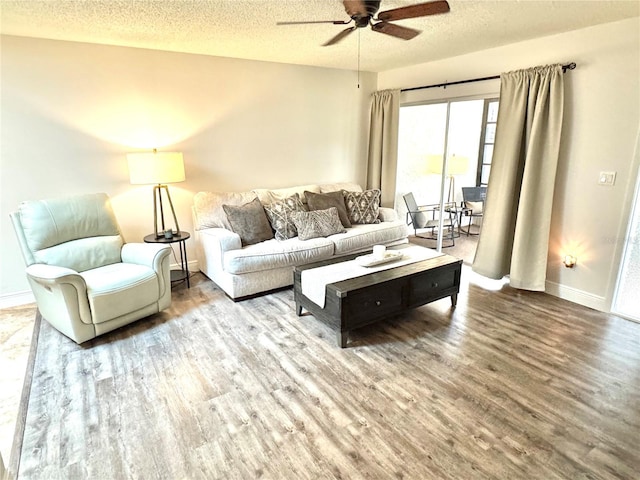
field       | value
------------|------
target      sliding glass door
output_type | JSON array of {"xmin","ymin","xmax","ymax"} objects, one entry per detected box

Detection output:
[
  {"xmin": 396, "ymin": 98, "xmax": 491, "ymax": 253},
  {"xmin": 612, "ymin": 170, "xmax": 640, "ymax": 322}
]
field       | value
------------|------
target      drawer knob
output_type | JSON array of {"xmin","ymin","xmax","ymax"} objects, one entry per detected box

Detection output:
[
  {"xmin": 432, "ymin": 282, "xmax": 439, "ymax": 288},
  {"xmin": 375, "ymin": 300, "xmax": 381, "ymax": 306}
]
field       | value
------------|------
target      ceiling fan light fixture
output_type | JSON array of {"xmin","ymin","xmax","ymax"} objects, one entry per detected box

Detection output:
[{"xmin": 277, "ymin": 0, "xmax": 450, "ymax": 47}]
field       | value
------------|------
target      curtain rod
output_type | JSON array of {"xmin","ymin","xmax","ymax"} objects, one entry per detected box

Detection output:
[{"xmin": 401, "ymin": 62, "xmax": 576, "ymax": 93}]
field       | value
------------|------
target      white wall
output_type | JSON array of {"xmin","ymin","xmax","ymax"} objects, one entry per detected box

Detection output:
[
  {"xmin": 0, "ymin": 35, "xmax": 376, "ymax": 302},
  {"xmin": 379, "ymin": 18, "xmax": 640, "ymax": 312}
]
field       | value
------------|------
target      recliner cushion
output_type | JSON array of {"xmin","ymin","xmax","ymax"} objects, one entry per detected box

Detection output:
[
  {"xmin": 34, "ymin": 236, "xmax": 124, "ymax": 273},
  {"xmin": 18, "ymin": 193, "xmax": 123, "ymax": 271},
  {"xmin": 19, "ymin": 193, "xmax": 120, "ymax": 250},
  {"xmin": 80, "ymin": 263, "xmax": 159, "ymax": 324}
]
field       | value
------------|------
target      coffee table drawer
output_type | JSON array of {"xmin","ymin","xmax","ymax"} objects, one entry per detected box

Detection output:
[
  {"xmin": 409, "ymin": 267, "xmax": 457, "ymax": 303},
  {"xmin": 344, "ymin": 283, "xmax": 403, "ymax": 324}
]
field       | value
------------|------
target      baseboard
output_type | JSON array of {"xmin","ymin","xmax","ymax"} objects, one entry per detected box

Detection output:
[
  {"xmin": 545, "ymin": 280, "xmax": 608, "ymax": 313},
  {"xmin": 1, "ymin": 260, "xmax": 199, "ymax": 309},
  {"xmin": 0, "ymin": 291, "xmax": 35, "ymax": 309},
  {"xmin": 173, "ymin": 259, "xmax": 199, "ymax": 273}
]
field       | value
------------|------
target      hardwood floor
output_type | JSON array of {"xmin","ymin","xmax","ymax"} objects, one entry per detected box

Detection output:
[
  {"xmin": 15, "ymin": 269, "xmax": 640, "ymax": 479},
  {"xmin": 0, "ymin": 303, "xmax": 36, "ymax": 472},
  {"xmin": 409, "ymin": 231, "xmax": 479, "ymax": 266}
]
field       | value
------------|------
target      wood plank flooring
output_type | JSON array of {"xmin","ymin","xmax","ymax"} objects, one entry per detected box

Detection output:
[
  {"xmin": 0, "ymin": 303, "xmax": 36, "ymax": 471},
  {"xmin": 16, "ymin": 268, "xmax": 640, "ymax": 479}
]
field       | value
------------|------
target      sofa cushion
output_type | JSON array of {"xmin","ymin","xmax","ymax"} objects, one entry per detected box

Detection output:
[
  {"xmin": 305, "ymin": 190, "xmax": 352, "ymax": 228},
  {"xmin": 222, "ymin": 198, "xmax": 274, "ymax": 246},
  {"xmin": 193, "ymin": 191, "xmax": 257, "ymax": 230},
  {"xmin": 343, "ymin": 189, "xmax": 381, "ymax": 224},
  {"xmin": 223, "ymin": 237, "xmax": 334, "ymax": 275},
  {"xmin": 319, "ymin": 182, "xmax": 363, "ymax": 194},
  {"xmin": 292, "ymin": 207, "xmax": 346, "ymax": 241},
  {"xmin": 329, "ymin": 221, "xmax": 409, "ymax": 255},
  {"xmin": 253, "ymin": 184, "xmax": 321, "ymax": 206}
]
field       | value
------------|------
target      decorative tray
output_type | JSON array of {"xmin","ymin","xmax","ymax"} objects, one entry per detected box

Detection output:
[{"xmin": 356, "ymin": 251, "xmax": 404, "ymax": 267}]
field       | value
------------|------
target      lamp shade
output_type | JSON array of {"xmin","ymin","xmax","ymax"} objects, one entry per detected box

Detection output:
[
  {"xmin": 127, "ymin": 150, "xmax": 185, "ymax": 185},
  {"xmin": 426, "ymin": 154, "xmax": 469, "ymax": 175}
]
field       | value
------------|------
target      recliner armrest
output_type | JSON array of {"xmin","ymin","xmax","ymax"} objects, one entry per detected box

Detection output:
[
  {"xmin": 121, "ymin": 243, "xmax": 172, "ymax": 271},
  {"xmin": 25, "ymin": 263, "xmax": 93, "ymax": 329},
  {"xmin": 26, "ymin": 263, "xmax": 85, "ymax": 285}
]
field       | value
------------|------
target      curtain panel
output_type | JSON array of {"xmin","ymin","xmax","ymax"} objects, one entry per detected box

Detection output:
[
  {"xmin": 366, "ymin": 89, "xmax": 400, "ymax": 207},
  {"xmin": 473, "ymin": 64, "xmax": 565, "ymax": 290}
]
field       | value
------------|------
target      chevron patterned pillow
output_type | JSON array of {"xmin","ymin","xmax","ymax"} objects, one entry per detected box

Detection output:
[
  {"xmin": 292, "ymin": 207, "xmax": 346, "ymax": 241},
  {"xmin": 343, "ymin": 189, "xmax": 381, "ymax": 224},
  {"xmin": 263, "ymin": 193, "xmax": 305, "ymax": 241}
]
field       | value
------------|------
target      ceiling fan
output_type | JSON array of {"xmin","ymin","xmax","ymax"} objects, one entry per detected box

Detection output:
[{"xmin": 277, "ymin": 0, "xmax": 450, "ymax": 46}]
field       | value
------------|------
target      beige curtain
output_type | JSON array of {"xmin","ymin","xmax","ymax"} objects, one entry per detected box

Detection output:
[
  {"xmin": 366, "ymin": 89, "xmax": 400, "ymax": 207},
  {"xmin": 473, "ymin": 64, "xmax": 564, "ymax": 290}
]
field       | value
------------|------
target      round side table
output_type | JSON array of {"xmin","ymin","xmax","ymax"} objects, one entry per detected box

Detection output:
[{"xmin": 143, "ymin": 231, "xmax": 191, "ymax": 288}]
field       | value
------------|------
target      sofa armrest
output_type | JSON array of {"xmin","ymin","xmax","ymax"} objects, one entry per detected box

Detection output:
[
  {"xmin": 378, "ymin": 207, "xmax": 399, "ymax": 222},
  {"xmin": 194, "ymin": 227, "xmax": 242, "ymax": 276},
  {"xmin": 200, "ymin": 228, "xmax": 242, "ymax": 253}
]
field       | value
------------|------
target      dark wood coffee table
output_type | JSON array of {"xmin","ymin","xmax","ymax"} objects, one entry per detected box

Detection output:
[{"xmin": 293, "ymin": 246, "xmax": 462, "ymax": 347}]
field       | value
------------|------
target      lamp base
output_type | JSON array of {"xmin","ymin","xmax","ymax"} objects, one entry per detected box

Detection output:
[
  {"xmin": 153, "ymin": 184, "xmax": 181, "ymax": 239},
  {"xmin": 155, "ymin": 230, "xmax": 183, "ymax": 240}
]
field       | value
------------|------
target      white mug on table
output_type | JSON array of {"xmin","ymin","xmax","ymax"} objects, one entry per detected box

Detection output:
[{"xmin": 373, "ymin": 245, "xmax": 386, "ymax": 259}]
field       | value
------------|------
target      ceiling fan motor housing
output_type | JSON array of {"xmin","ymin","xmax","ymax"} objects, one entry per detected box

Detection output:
[{"xmin": 345, "ymin": 0, "xmax": 381, "ymax": 27}]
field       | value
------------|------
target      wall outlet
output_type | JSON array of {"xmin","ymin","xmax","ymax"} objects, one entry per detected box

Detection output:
[{"xmin": 598, "ymin": 171, "xmax": 616, "ymax": 186}]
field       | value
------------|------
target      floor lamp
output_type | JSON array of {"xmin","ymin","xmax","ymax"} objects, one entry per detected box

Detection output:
[
  {"xmin": 426, "ymin": 154, "xmax": 469, "ymax": 203},
  {"xmin": 127, "ymin": 149, "xmax": 185, "ymax": 239}
]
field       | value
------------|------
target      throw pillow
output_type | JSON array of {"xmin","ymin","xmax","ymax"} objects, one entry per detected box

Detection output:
[
  {"xmin": 222, "ymin": 197, "xmax": 274, "ymax": 246},
  {"xmin": 292, "ymin": 207, "xmax": 346, "ymax": 241},
  {"xmin": 465, "ymin": 201, "xmax": 484, "ymax": 214},
  {"xmin": 263, "ymin": 193, "xmax": 305, "ymax": 241},
  {"xmin": 305, "ymin": 190, "xmax": 352, "ymax": 228},
  {"xmin": 343, "ymin": 189, "xmax": 381, "ymax": 224}
]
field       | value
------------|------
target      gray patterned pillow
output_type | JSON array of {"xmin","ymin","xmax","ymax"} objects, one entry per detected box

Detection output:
[
  {"xmin": 343, "ymin": 189, "xmax": 381, "ymax": 224},
  {"xmin": 222, "ymin": 197, "xmax": 274, "ymax": 246},
  {"xmin": 305, "ymin": 190, "xmax": 352, "ymax": 228},
  {"xmin": 292, "ymin": 207, "xmax": 346, "ymax": 241},
  {"xmin": 263, "ymin": 193, "xmax": 305, "ymax": 240}
]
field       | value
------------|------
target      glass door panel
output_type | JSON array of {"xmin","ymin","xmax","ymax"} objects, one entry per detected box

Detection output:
[
  {"xmin": 613, "ymin": 173, "xmax": 640, "ymax": 322},
  {"xmin": 396, "ymin": 103, "xmax": 447, "ymax": 208},
  {"xmin": 446, "ymin": 100, "xmax": 485, "ymax": 205},
  {"xmin": 396, "ymin": 99, "xmax": 485, "ymax": 251}
]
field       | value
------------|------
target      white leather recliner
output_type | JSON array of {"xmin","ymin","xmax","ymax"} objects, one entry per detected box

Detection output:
[{"xmin": 10, "ymin": 193, "xmax": 173, "ymax": 344}]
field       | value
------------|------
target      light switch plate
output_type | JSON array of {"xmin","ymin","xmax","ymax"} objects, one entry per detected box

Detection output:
[{"xmin": 598, "ymin": 171, "xmax": 616, "ymax": 186}]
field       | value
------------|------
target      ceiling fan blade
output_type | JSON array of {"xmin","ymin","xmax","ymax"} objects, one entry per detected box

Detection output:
[
  {"xmin": 371, "ymin": 22, "xmax": 421, "ymax": 40},
  {"xmin": 377, "ymin": 0, "xmax": 450, "ymax": 22},
  {"xmin": 277, "ymin": 20, "xmax": 351, "ymax": 25},
  {"xmin": 323, "ymin": 26, "xmax": 357, "ymax": 46}
]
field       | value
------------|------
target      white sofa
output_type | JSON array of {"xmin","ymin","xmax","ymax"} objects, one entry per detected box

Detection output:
[{"xmin": 192, "ymin": 182, "xmax": 409, "ymax": 300}]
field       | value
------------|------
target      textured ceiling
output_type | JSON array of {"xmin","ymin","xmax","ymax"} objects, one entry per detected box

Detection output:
[{"xmin": 1, "ymin": 0, "xmax": 638, "ymax": 72}]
